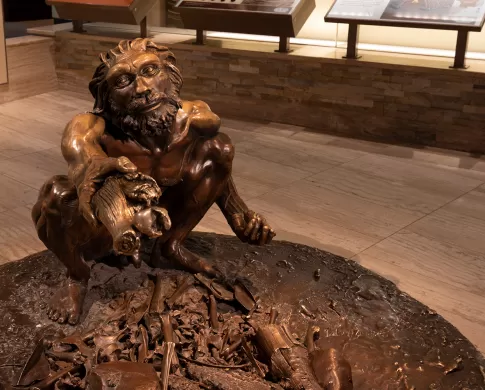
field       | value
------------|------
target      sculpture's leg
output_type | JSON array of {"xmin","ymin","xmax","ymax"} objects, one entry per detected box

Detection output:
[
  {"xmin": 32, "ymin": 175, "xmax": 108, "ymax": 325},
  {"xmin": 154, "ymin": 135, "xmax": 234, "ymax": 277}
]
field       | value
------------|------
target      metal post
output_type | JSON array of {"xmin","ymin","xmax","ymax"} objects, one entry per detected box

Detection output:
[
  {"xmin": 275, "ymin": 36, "xmax": 291, "ymax": 53},
  {"xmin": 140, "ymin": 17, "xmax": 148, "ymax": 38},
  {"xmin": 450, "ymin": 30, "xmax": 469, "ymax": 69},
  {"xmin": 72, "ymin": 20, "xmax": 85, "ymax": 33},
  {"xmin": 343, "ymin": 23, "xmax": 361, "ymax": 59},
  {"xmin": 194, "ymin": 29, "xmax": 206, "ymax": 45}
]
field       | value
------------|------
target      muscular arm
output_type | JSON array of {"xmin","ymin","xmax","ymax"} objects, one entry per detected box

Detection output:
[
  {"xmin": 61, "ymin": 113, "xmax": 109, "ymax": 189},
  {"xmin": 61, "ymin": 113, "xmax": 137, "ymax": 225}
]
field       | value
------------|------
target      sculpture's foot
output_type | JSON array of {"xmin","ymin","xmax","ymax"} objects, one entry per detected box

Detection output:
[
  {"xmin": 160, "ymin": 240, "xmax": 221, "ymax": 278},
  {"xmin": 47, "ymin": 279, "xmax": 87, "ymax": 325}
]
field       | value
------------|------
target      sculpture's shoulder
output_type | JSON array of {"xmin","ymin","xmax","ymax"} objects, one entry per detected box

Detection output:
[
  {"xmin": 65, "ymin": 113, "xmax": 106, "ymax": 137},
  {"xmin": 180, "ymin": 100, "xmax": 220, "ymax": 137},
  {"xmin": 62, "ymin": 113, "xmax": 107, "ymax": 156}
]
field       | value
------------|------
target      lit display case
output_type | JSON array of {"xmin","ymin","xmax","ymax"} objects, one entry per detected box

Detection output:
[
  {"xmin": 325, "ymin": 0, "xmax": 485, "ymax": 67},
  {"xmin": 175, "ymin": 0, "xmax": 316, "ymax": 52},
  {"xmin": 47, "ymin": 0, "xmax": 158, "ymax": 37}
]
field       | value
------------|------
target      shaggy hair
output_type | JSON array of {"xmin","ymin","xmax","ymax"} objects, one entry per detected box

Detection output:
[{"xmin": 88, "ymin": 38, "xmax": 183, "ymax": 115}]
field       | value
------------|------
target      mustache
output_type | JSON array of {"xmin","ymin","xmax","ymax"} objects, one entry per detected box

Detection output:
[{"xmin": 127, "ymin": 92, "xmax": 181, "ymax": 113}]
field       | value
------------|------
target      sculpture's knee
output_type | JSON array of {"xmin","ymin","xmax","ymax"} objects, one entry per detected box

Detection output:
[
  {"xmin": 216, "ymin": 133, "xmax": 235, "ymax": 166},
  {"xmin": 32, "ymin": 175, "xmax": 77, "ymax": 241},
  {"xmin": 201, "ymin": 133, "xmax": 235, "ymax": 170},
  {"xmin": 161, "ymin": 239, "xmax": 181, "ymax": 260}
]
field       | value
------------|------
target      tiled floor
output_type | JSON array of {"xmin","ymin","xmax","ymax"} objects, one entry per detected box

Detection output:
[{"xmin": 0, "ymin": 90, "xmax": 484, "ymax": 353}]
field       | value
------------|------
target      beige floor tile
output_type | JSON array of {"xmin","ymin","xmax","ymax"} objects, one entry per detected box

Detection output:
[
  {"xmin": 0, "ymin": 124, "xmax": 56, "ymax": 158},
  {"xmin": 250, "ymin": 122, "xmax": 305, "ymax": 138},
  {"xmin": 0, "ymin": 174, "xmax": 39, "ymax": 212},
  {"xmin": 307, "ymin": 164, "xmax": 471, "ymax": 217},
  {"xmin": 238, "ymin": 133, "xmax": 366, "ymax": 174},
  {"xmin": 353, "ymin": 232, "xmax": 485, "ymax": 352},
  {"xmin": 341, "ymin": 154, "xmax": 483, "ymax": 198},
  {"xmin": 243, "ymin": 196, "xmax": 378, "ymax": 258},
  {"xmin": 289, "ymin": 131, "xmax": 339, "ymax": 146},
  {"xmin": 407, "ymin": 207, "xmax": 485, "ymax": 256},
  {"xmin": 35, "ymin": 91, "xmax": 93, "ymax": 112},
  {"xmin": 0, "ymin": 148, "xmax": 67, "ymax": 189},
  {"xmin": 441, "ymin": 185, "xmax": 485, "ymax": 221},
  {"xmin": 248, "ymin": 179, "xmax": 421, "ymax": 245},
  {"xmin": 231, "ymin": 152, "xmax": 310, "ymax": 199},
  {"xmin": 0, "ymin": 205, "xmax": 45, "ymax": 265},
  {"xmin": 220, "ymin": 127, "xmax": 252, "ymax": 145},
  {"xmin": 219, "ymin": 117, "xmax": 268, "ymax": 132},
  {"xmin": 0, "ymin": 112, "xmax": 65, "ymax": 145}
]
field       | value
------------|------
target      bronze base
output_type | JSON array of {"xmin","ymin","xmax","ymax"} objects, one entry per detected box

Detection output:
[{"xmin": 0, "ymin": 232, "xmax": 484, "ymax": 389}]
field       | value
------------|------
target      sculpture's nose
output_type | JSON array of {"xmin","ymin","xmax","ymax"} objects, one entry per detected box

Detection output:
[{"xmin": 135, "ymin": 77, "xmax": 150, "ymax": 96}]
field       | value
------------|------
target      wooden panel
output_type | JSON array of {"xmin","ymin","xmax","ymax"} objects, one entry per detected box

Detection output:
[
  {"xmin": 52, "ymin": 4, "xmax": 137, "ymax": 24},
  {"xmin": 49, "ymin": 0, "xmax": 133, "ymax": 6},
  {"xmin": 0, "ymin": 37, "xmax": 57, "ymax": 103},
  {"xmin": 49, "ymin": 0, "xmax": 158, "ymax": 24},
  {"xmin": 0, "ymin": 0, "xmax": 8, "ymax": 85}
]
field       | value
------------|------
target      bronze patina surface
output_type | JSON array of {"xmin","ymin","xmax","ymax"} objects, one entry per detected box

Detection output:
[
  {"xmin": 31, "ymin": 38, "xmax": 274, "ymax": 327},
  {"xmin": 0, "ymin": 233, "xmax": 484, "ymax": 389}
]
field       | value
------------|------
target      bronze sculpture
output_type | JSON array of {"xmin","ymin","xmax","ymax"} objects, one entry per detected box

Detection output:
[{"xmin": 31, "ymin": 38, "xmax": 275, "ymax": 326}]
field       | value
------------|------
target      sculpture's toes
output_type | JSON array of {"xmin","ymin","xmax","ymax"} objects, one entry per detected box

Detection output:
[
  {"xmin": 68, "ymin": 311, "xmax": 81, "ymax": 326},
  {"xmin": 57, "ymin": 310, "xmax": 68, "ymax": 324},
  {"xmin": 49, "ymin": 308, "xmax": 61, "ymax": 321}
]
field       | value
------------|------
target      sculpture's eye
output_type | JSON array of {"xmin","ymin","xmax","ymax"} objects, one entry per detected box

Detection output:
[
  {"xmin": 141, "ymin": 64, "xmax": 159, "ymax": 77},
  {"xmin": 116, "ymin": 74, "xmax": 132, "ymax": 88}
]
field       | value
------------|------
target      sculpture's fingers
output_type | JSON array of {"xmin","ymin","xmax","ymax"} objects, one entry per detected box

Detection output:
[
  {"xmin": 89, "ymin": 157, "xmax": 136, "ymax": 183},
  {"xmin": 267, "ymin": 229, "xmax": 276, "ymax": 244},
  {"xmin": 79, "ymin": 200, "xmax": 98, "ymax": 227},
  {"xmin": 259, "ymin": 225, "xmax": 270, "ymax": 245},
  {"xmin": 250, "ymin": 217, "xmax": 262, "ymax": 242},
  {"xmin": 115, "ymin": 156, "xmax": 137, "ymax": 173},
  {"xmin": 244, "ymin": 218, "xmax": 256, "ymax": 237}
]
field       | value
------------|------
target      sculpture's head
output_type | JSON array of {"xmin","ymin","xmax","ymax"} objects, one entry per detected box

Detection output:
[{"xmin": 89, "ymin": 38, "xmax": 183, "ymax": 137}]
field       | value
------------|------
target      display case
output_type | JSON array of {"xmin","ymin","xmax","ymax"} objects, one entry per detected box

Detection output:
[
  {"xmin": 47, "ymin": 0, "xmax": 158, "ymax": 37},
  {"xmin": 175, "ymin": 0, "xmax": 316, "ymax": 52},
  {"xmin": 325, "ymin": 0, "xmax": 485, "ymax": 67}
]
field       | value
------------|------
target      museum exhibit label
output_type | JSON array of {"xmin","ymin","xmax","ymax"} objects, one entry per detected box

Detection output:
[
  {"xmin": 325, "ymin": 0, "xmax": 485, "ymax": 67},
  {"xmin": 175, "ymin": 0, "xmax": 316, "ymax": 51}
]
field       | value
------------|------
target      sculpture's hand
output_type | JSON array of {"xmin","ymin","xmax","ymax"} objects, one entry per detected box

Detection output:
[
  {"xmin": 78, "ymin": 156, "xmax": 137, "ymax": 226},
  {"xmin": 231, "ymin": 210, "xmax": 276, "ymax": 245}
]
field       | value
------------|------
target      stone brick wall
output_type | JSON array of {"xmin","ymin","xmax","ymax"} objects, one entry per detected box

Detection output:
[{"xmin": 55, "ymin": 31, "xmax": 485, "ymax": 153}]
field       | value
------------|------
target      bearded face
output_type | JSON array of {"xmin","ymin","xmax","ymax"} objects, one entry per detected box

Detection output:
[{"xmin": 105, "ymin": 51, "xmax": 182, "ymax": 137}]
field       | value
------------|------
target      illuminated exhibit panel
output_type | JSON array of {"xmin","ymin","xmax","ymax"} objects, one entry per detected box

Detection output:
[
  {"xmin": 175, "ymin": 0, "xmax": 316, "ymax": 51},
  {"xmin": 326, "ymin": 0, "xmax": 485, "ymax": 27}
]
